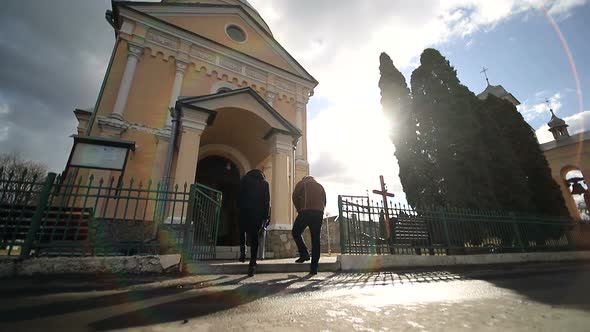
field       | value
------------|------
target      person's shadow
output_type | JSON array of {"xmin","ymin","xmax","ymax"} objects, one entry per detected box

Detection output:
[{"xmin": 88, "ymin": 274, "xmax": 312, "ymax": 331}]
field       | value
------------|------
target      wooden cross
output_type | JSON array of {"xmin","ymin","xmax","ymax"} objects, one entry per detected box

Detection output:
[
  {"xmin": 480, "ymin": 67, "xmax": 490, "ymax": 85},
  {"xmin": 372, "ymin": 175, "xmax": 395, "ymax": 238}
]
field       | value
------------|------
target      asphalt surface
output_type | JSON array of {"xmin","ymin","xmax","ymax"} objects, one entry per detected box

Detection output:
[{"xmin": 1, "ymin": 263, "xmax": 590, "ymax": 331}]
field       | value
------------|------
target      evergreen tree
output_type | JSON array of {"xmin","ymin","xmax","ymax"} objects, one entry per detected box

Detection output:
[
  {"xmin": 479, "ymin": 96, "xmax": 534, "ymax": 212},
  {"xmin": 409, "ymin": 49, "xmax": 497, "ymax": 209},
  {"xmin": 485, "ymin": 96, "xmax": 569, "ymax": 217},
  {"xmin": 378, "ymin": 53, "xmax": 426, "ymax": 208},
  {"xmin": 380, "ymin": 48, "xmax": 569, "ymax": 223}
]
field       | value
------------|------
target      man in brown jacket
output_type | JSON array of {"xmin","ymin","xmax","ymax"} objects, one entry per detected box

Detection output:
[{"xmin": 291, "ymin": 176, "xmax": 326, "ymax": 275}]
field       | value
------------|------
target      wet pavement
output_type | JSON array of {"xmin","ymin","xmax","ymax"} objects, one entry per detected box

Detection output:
[{"xmin": 1, "ymin": 263, "xmax": 590, "ymax": 331}]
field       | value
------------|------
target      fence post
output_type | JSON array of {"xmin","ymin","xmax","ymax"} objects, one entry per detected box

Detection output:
[
  {"xmin": 439, "ymin": 207, "xmax": 452, "ymax": 254},
  {"xmin": 181, "ymin": 184, "xmax": 196, "ymax": 262},
  {"xmin": 510, "ymin": 212, "xmax": 525, "ymax": 252},
  {"xmin": 21, "ymin": 172, "xmax": 56, "ymax": 258},
  {"xmin": 338, "ymin": 195, "xmax": 346, "ymax": 254}
]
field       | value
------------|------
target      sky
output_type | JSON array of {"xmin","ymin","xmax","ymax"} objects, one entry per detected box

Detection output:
[{"xmin": 0, "ymin": 0, "xmax": 589, "ymax": 215}]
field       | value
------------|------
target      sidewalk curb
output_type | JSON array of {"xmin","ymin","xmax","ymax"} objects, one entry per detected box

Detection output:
[
  {"xmin": 339, "ymin": 251, "xmax": 590, "ymax": 272},
  {"xmin": 3, "ymin": 251, "xmax": 590, "ymax": 277},
  {"xmin": 0, "ymin": 255, "xmax": 181, "ymax": 279}
]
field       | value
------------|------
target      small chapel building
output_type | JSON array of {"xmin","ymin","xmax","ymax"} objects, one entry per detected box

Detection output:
[
  {"xmin": 72, "ymin": 0, "xmax": 317, "ymax": 252},
  {"xmin": 539, "ymin": 111, "xmax": 590, "ymax": 222}
]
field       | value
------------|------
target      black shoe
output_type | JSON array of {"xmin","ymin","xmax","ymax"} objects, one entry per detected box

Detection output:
[
  {"xmin": 247, "ymin": 265, "xmax": 256, "ymax": 277},
  {"xmin": 295, "ymin": 255, "xmax": 310, "ymax": 263},
  {"xmin": 309, "ymin": 268, "xmax": 318, "ymax": 276},
  {"xmin": 239, "ymin": 253, "xmax": 246, "ymax": 263}
]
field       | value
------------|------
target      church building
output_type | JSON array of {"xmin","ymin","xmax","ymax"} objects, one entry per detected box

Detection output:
[{"xmin": 72, "ymin": 0, "xmax": 318, "ymax": 254}]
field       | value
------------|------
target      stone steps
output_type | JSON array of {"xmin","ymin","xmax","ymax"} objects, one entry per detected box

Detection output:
[
  {"xmin": 184, "ymin": 256, "xmax": 340, "ymax": 275},
  {"xmin": 214, "ymin": 246, "xmax": 275, "ymax": 260}
]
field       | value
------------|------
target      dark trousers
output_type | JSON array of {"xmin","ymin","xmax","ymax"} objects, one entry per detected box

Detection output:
[
  {"xmin": 239, "ymin": 212, "xmax": 261, "ymax": 267},
  {"xmin": 292, "ymin": 210, "xmax": 323, "ymax": 270}
]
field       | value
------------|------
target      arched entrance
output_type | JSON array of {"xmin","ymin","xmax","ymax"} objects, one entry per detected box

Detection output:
[{"xmin": 195, "ymin": 156, "xmax": 241, "ymax": 246}]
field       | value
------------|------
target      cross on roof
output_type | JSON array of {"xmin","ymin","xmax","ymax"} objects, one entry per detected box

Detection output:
[
  {"xmin": 480, "ymin": 67, "xmax": 490, "ymax": 85},
  {"xmin": 545, "ymin": 98, "xmax": 555, "ymax": 115}
]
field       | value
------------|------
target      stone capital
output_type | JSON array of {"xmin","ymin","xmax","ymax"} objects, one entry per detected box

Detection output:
[
  {"xmin": 128, "ymin": 43, "xmax": 144, "ymax": 60},
  {"xmin": 175, "ymin": 59, "xmax": 189, "ymax": 74},
  {"xmin": 296, "ymin": 101, "xmax": 306, "ymax": 113},
  {"xmin": 180, "ymin": 107, "xmax": 211, "ymax": 133},
  {"xmin": 270, "ymin": 132, "xmax": 294, "ymax": 155},
  {"xmin": 296, "ymin": 93, "xmax": 309, "ymax": 105}
]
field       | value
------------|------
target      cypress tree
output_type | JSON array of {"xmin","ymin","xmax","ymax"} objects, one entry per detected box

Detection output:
[
  {"xmin": 479, "ymin": 96, "xmax": 534, "ymax": 212},
  {"xmin": 485, "ymin": 96, "xmax": 569, "ymax": 216},
  {"xmin": 409, "ymin": 49, "xmax": 497, "ymax": 209},
  {"xmin": 378, "ymin": 53, "xmax": 426, "ymax": 208},
  {"xmin": 381, "ymin": 48, "xmax": 569, "ymax": 224}
]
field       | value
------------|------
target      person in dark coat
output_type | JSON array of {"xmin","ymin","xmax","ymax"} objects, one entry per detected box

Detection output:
[
  {"xmin": 291, "ymin": 176, "xmax": 326, "ymax": 275},
  {"xmin": 237, "ymin": 169, "xmax": 270, "ymax": 277}
]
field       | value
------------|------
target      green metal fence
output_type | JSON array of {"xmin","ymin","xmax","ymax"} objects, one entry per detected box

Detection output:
[
  {"xmin": 1, "ymin": 168, "xmax": 222, "ymax": 260},
  {"xmin": 338, "ymin": 195, "xmax": 580, "ymax": 255}
]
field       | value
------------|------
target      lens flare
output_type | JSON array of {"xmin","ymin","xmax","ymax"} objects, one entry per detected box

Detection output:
[{"xmin": 540, "ymin": 5, "xmax": 585, "ymax": 162}]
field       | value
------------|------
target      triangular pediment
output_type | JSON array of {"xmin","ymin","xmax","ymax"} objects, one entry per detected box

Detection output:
[
  {"xmin": 116, "ymin": 2, "xmax": 317, "ymax": 84},
  {"xmin": 177, "ymin": 88, "xmax": 301, "ymax": 138}
]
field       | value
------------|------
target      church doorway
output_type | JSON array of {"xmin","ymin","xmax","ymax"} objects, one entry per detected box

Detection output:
[{"xmin": 195, "ymin": 155, "xmax": 241, "ymax": 246}]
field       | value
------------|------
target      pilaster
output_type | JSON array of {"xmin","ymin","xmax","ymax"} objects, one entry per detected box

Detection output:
[
  {"xmin": 173, "ymin": 107, "xmax": 210, "ymax": 187},
  {"xmin": 166, "ymin": 59, "xmax": 189, "ymax": 129},
  {"xmin": 270, "ymin": 133, "xmax": 294, "ymax": 226},
  {"xmin": 110, "ymin": 43, "xmax": 144, "ymax": 120}
]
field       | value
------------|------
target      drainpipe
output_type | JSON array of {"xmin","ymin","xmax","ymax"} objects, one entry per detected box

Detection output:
[{"xmin": 163, "ymin": 105, "xmax": 180, "ymax": 194}]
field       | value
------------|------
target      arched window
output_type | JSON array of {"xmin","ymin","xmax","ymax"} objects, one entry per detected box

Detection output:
[
  {"xmin": 217, "ymin": 87, "xmax": 232, "ymax": 94},
  {"xmin": 564, "ymin": 168, "xmax": 590, "ymax": 221}
]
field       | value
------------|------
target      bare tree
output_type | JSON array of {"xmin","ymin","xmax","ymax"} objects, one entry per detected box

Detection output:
[{"xmin": 0, "ymin": 153, "xmax": 48, "ymax": 206}]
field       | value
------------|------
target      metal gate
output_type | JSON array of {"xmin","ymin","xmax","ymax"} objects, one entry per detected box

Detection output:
[{"xmin": 181, "ymin": 183, "xmax": 222, "ymax": 261}]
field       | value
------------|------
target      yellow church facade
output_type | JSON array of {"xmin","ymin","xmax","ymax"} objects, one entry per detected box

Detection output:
[{"xmin": 74, "ymin": 0, "xmax": 317, "ymax": 252}]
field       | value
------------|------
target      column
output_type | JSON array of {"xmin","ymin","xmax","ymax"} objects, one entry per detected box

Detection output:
[
  {"xmin": 173, "ymin": 108, "xmax": 210, "ymax": 187},
  {"xmin": 166, "ymin": 59, "xmax": 189, "ymax": 129},
  {"xmin": 110, "ymin": 43, "xmax": 144, "ymax": 120},
  {"xmin": 270, "ymin": 133, "xmax": 295, "ymax": 226},
  {"xmin": 295, "ymin": 101, "xmax": 305, "ymax": 162}
]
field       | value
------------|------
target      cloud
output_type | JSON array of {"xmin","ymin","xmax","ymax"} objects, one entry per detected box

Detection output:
[
  {"xmin": 0, "ymin": 0, "xmax": 114, "ymax": 170},
  {"xmin": 518, "ymin": 92, "xmax": 563, "ymax": 122},
  {"xmin": 536, "ymin": 110, "xmax": 590, "ymax": 143},
  {"xmin": 548, "ymin": 0, "xmax": 588, "ymax": 15},
  {"xmin": 0, "ymin": 126, "xmax": 8, "ymax": 142}
]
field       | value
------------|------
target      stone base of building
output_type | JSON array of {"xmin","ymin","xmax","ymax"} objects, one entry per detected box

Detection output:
[{"xmin": 266, "ymin": 228, "xmax": 311, "ymax": 259}]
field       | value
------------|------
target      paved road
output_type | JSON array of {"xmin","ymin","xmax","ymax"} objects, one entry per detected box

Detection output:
[{"xmin": 1, "ymin": 263, "xmax": 589, "ymax": 331}]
